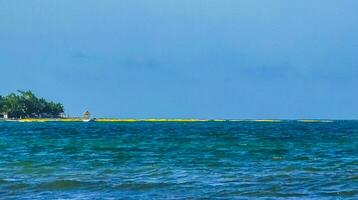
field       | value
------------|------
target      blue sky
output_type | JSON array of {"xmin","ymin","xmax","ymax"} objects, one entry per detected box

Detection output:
[{"xmin": 1, "ymin": 1, "xmax": 358, "ymax": 119}]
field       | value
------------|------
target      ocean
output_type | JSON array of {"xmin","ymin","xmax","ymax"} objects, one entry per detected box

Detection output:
[{"xmin": 0, "ymin": 121, "xmax": 357, "ymax": 199}]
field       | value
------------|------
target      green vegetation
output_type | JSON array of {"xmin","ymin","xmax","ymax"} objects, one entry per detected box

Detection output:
[{"xmin": 0, "ymin": 90, "xmax": 64, "ymax": 119}]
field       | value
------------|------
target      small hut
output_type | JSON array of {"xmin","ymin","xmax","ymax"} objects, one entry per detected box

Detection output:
[{"xmin": 83, "ymin": 111, "xmax": 91, "ymax": 119}]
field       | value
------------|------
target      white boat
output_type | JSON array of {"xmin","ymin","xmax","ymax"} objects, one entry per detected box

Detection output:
[
  {"xmin": 82, "ymin": 118, "xmax": 95, "ymax": 122},
  {"xmin": 82, "ymin": 111, "xmax": 94, "ymax": 122}
]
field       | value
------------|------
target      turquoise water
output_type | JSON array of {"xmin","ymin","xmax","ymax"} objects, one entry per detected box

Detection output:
[{"xmin": 0, "ymin": 121, "xmax": 357, "ymax": 199}]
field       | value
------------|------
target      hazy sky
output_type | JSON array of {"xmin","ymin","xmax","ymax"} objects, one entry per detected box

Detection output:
[{"xmin": 1, "ymin": 1, "xmax": 358, "ymax": 119}]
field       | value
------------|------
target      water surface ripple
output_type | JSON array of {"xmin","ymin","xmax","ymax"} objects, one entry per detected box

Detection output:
[{"xmin": 0, "ymin": 121, "xmax": 357, "ymax": 199}]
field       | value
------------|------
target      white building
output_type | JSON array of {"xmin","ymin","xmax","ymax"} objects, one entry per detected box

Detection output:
[{"xmin": 0, "ymin": 113, "xmax": 8, "ymax": 119}]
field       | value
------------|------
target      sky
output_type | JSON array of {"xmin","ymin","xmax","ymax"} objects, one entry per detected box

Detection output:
[{"xmin": 1, "ymin": 1, "xmax": 358, "ymax": 119}]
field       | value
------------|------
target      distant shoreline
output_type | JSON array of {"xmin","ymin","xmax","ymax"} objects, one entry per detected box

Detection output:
[{"xmin": 0, "ymin": 118, "xmax": 336, "ymax": 123}]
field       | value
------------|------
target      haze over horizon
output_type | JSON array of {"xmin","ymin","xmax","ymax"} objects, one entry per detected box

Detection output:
[{"xmin": 1, "ymin": 1, "xmax": 358, "ymax": 119}]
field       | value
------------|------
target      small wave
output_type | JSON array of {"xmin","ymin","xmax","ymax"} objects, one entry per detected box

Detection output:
[
  {"xmin": 0, "ymin": 179, "xmax": 8, "ymax": 185},
  {"xmin": 113, "ymin": 182, "xmax": 173, "ymax": 191},
  {"xmin": 298, "ymin": 120, "xmax": 334, "ymax": 123},
  {"xmin": 36, "ymin": 180, "xmax": 95, "ymax": 190},
  {"xmin": 318, "ymin": 190, "xmax": 358, "ymax": 197}
]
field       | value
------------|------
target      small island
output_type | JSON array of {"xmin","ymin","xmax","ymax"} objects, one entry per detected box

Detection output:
[
  {"xmin": 0, "ymin": 91, "xmax": 310, "ymax": 123},
  {"xmin": 0, "ymin": 90, "xmax": 64, "ymax": 120}
]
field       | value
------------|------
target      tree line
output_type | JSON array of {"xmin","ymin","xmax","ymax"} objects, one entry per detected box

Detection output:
[{"xmin": 0, "ymin": 90, "xmax": 64, "ymax": 119}]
